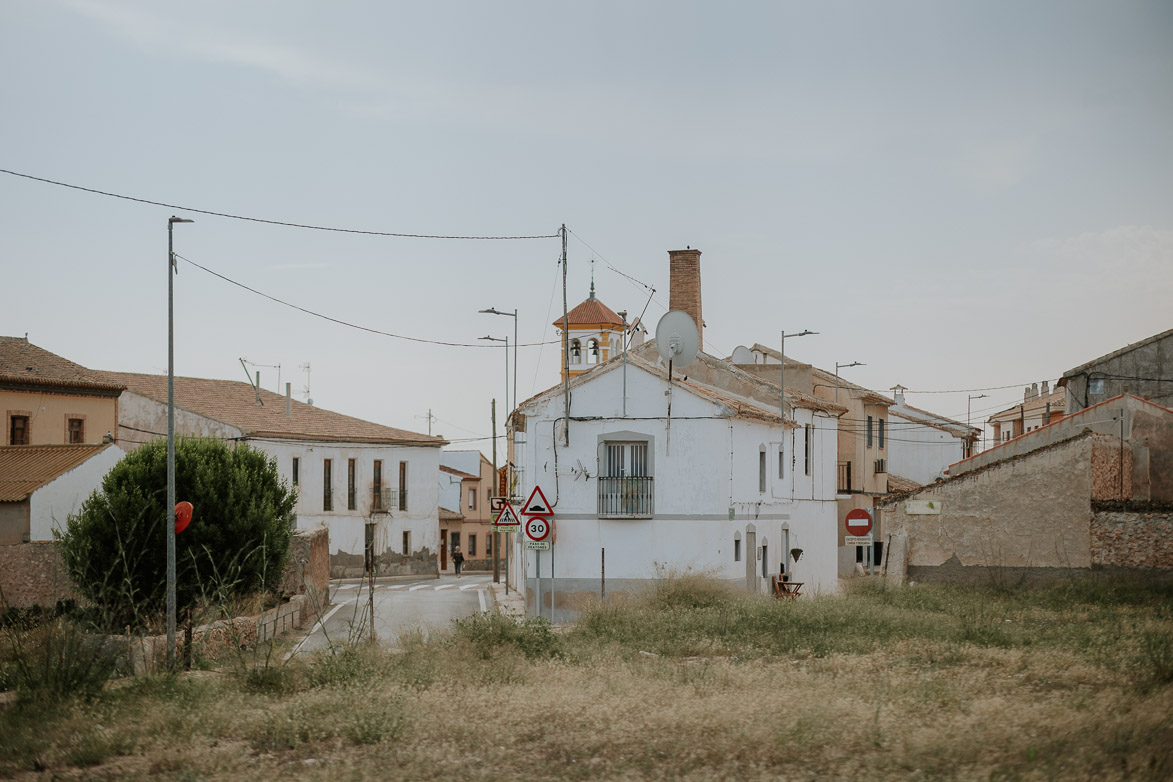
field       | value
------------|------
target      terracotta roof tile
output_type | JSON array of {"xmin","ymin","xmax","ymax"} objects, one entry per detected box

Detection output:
[
  {"xmin": 0, "ymin": 444, "xmax": 116, "ymax": 502},
  {"xmin": 97, "ymin": 371, "xmax": 445, "ymax": 447},
  {"xmin": 440, "ymin": 465, "xmax": 479, "ymax": 480},
  {"xmin": 0, "ymin": 337, "xmax": 125, "ymax": 394},
  {"xmin": 553, "ymin": 297, "xmax": 624, "ymax": 328}
]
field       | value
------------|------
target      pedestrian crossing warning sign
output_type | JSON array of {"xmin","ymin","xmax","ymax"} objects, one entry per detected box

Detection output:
[
  {"xmin": 493, "ymin": 503, "xmax": 521, "ymax": 527},
  {"xmin": 522, "ymin": 485, "xmax": 553, "ymax": 516}
]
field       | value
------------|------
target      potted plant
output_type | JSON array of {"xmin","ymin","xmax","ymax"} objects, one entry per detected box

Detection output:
[{"xmin": 790, "ymin": 548, "xmax": 803, "ymax": 562}]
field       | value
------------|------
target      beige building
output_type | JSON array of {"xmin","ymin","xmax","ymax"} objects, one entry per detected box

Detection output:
[
  {"xmin": 987, "ymin": 381, "xmax": 1065, "ymax": 445},
  {"xmin": 1, "ymin": 336, "xmax": 122, "ymax": 446},
  {"xmin": 438, "ymin": 451, "xmax": 497, "ymax": 572}
]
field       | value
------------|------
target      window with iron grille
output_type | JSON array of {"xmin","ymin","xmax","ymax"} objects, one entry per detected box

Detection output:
[
  {"xmin": 67, "ymin": 418, "xmax": 84, "ymax": 443},
  {"xmin": 879, "ymin": 418, "xmax": 885, "ymax": 449},
  {"xmin": 323, "ymin": 459, "xmax": 333, "ymax": 512},
  {"xmin": 347, "ymin": 459, "xmax": 357, "ymax": 510},
  {"xmin": 867, "ymin": 416, "xmax": 874, "ymax": 447},
  {"xmin": 598, "ymin": 440, "xmax": 653, "ymax": 518}
]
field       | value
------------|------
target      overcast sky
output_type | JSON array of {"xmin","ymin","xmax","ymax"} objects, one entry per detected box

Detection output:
[{"xmin": 3, "ymin": 0, "xmax": 1170, "ymax": 453}]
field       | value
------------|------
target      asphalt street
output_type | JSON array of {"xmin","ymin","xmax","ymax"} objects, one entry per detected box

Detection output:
[{"xmin": 290, "ymin": 573, "xmax": 493, "ymax": 656}]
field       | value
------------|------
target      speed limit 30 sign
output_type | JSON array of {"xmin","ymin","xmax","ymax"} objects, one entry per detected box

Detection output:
[{"xmin": 525, "ymin": 516, "xmax": 551, "ymax": 542}]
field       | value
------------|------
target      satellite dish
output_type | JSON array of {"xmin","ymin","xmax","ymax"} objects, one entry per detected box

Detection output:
[
  {"xmin": 655, "ymin": 311, "xmax": 699, "ymax": 370},
  {"xmin": 731, "ymin": 345, "xmax": 754, "ymax": 364}
]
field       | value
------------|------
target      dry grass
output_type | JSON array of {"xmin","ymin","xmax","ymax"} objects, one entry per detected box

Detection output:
[{"xmin": 1, "ymin": 577, "xmax": 1171, "ymax": 780}]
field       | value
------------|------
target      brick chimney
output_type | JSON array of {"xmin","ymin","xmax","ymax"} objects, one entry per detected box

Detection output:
[{"xmin": 668, "ymin": 248, "xmax": 703, "ymax": 351}]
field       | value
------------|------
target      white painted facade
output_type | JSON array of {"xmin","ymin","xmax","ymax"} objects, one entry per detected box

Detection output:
[
  {"xmin": 29, "ymin": 444, "xmax": 126, "ymax": 541},
  {"xmin": 886, "ymin": 392, "xmax": 978, "ymax": 485},
  {"xmin": 511, "ymin": 355, "xmax": 841, "ymax": 618},
  {"xmin": 116, "ymin": 394, "xmax": 441, "ymax": 564}
]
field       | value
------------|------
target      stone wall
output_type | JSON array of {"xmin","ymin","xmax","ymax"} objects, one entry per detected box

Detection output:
[
  {"xmin": 1090, "ymin": 435, "xmax": 1132, "ymax": 501},
  {"xmin": 280, "ymin": 525, "xmax": 330, "ymax": 616},
  {"xmin": 330, "ymin": 546, "xmax": 437, "ymax": 580},
  {"xmin": 0, "ymin": 541, "xmax": 82, "ymax": 610},
  {"xmin": 1091, "ymin": 505, "xmax": 1173, "ymax": 570},
  {"xmin": 883, "ymin": 433, "xmax": 1097, "ymax": 587}
]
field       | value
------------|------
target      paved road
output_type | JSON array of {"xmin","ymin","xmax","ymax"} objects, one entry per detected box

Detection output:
[{"xmin": 290, "ymin": 573, "xmax": 493, "ymax": 656}]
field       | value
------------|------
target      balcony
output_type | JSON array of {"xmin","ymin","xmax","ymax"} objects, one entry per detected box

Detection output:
[{"xmin": 598, "ymin": 476, "xmax": 654, "ymax": 518}]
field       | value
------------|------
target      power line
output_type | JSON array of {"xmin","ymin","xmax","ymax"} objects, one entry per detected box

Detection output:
[
  {"xmin": 175, "ymin": 253, "xmax": 560, "ymax": 349},
  {"xmin": 0, "ymin": 168, "xmax": 558, "ymax": 240}
]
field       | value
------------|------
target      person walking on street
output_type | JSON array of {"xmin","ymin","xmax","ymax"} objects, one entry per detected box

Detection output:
[{"xmin": 453, "ymin": 545, "xmax": 464, "ymax": 578}]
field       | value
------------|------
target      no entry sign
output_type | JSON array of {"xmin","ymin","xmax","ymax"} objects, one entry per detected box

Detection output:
[{"xmin": 844, "ymin": 508, "xmax": 873, "ymax": 537}]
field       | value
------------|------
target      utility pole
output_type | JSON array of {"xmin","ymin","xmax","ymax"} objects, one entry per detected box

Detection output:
[
  {"xmin": 491, "ymin": 399, "xmax": 499, "ymax": 584},
  {"xmin": 561, "ymin": 224, "xmax": 570, "ymax": 447}
]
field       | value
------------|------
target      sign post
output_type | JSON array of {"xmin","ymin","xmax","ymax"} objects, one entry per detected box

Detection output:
[
  {"xmin": 493, "ymin": 503, "xmax": 521, "ymax": 596},
  {"xmin": 845, "ymin": 508, "xmax": 875, "ymax": 575},
  {"xmin": 522, "ymin": 487, "xmax": 554, "ymax": 620}
]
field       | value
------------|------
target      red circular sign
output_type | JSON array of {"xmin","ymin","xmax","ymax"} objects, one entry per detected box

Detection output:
[
  {"xmin": 844, "ymin": 508, "xmax": 872, "ymax": 536},
  {"xmin": 174, "ymin": 501, "xmax": 194, "ymax": 534}
]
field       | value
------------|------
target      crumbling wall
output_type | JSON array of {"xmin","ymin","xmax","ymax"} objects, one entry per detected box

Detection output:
[
  {"xmin": 0, "ymin": 541, "xmax": 82, "ymax": 610},
  {"xmin": 330, "ymin": 546, "xmax": 437, "ymax": 580},
  {"xmin": 1091, "ymin": 504, "xmax": 1173, "ymax": 570},
  {"xmin": 280, "ymin": 525, "xmax": 330, "ymax": 617},
  {"xmin": 1090, "ymin": 435, "xmax": 1132, "ymax": 501}
]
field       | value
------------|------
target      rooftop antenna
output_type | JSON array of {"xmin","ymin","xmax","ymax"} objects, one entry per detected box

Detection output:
[
  {"xmin": 300, "ymin": 362, "xmax": 313, "ymax": 406},
  {"xmin": 655, "ymin": 310, "xmax": 699, "ymax": 455},
  {"xmin": 241, "ymin": 357, "xmax": 281, "ymax": 392}
]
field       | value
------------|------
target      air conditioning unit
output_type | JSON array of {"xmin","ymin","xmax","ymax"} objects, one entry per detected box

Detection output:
[{"xmin": 874, "ymin": 459, "xmax": 887, "ymax": 474}]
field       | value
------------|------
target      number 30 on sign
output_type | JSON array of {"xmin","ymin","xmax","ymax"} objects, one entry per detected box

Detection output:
[{"xmin": 525, "ymin": 517, "xmax": 550, "ymax": 542}]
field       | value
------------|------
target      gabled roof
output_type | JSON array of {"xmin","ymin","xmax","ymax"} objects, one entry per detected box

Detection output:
[
  {"xmin": 886, "ymin": 473, "xmax": 923, "ymax": 494},
  {"xmin": 0, "ymin": 337, "xmax": 125, "ymax": 395},
  {"xmin": 1062, "ymin": 327, "xmax": 1173, "ymax": 379},
  {"xmin": 0, "ymin": 444, "xmax": 117, "ymax": 502},
  {"xmin": 746, "ymin": 344, "xmax": 811, "ymax": 369},
  {"xmin": 438, "ymin": 507, "xmax": 465, "ymax": 522},
  {"xmin": 440, "ymin": 464, "xmax": 480, "ymax": 480},
  {"xmin": 553, "ymin": 296, "xmax": 624, "ymax": 328},
  {"xmin": 97, "ymin": 371, "xmax": 445, "ymax": 447},
  {"xmin": 890, "ymin": 401, "xmax": 980, "ymax": 439}
]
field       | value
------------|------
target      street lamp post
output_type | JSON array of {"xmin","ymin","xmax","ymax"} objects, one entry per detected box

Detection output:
[
  {"xmin": 480, "ymin": 334, "xmax": 509, "ymax": 588},
  {"xmin": 780, "ymin": 330, "xmax": 818, "ymax": 475},
  {"xmin": 479, "ymin": 308, "xmax": 517, "ymax": 420},
  {"xmin": 968, "ymin": 393, "xmax": 988, "ymax": 456},
  {"xmin": 834, "ymin": 361, "xmax": 865, "ymax": 403},
  {"xmin": 166, "ymin": 215, "xmax": 193, "ymax": 672}
]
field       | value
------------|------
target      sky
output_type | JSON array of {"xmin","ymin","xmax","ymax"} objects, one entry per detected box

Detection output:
[{"xmin": 2, "ymin": 0, "xmax": 1171, "ymax": 454}]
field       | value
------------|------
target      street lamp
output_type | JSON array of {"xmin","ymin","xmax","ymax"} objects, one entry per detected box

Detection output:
[
  {"xmin": 479, "ymin": 335, "xmax": 509, "ymax": 415},
  {"xmin": 780, "ymin": 330, "xmax": 818, "ymax": 474},
  {"xmin": 834, "ymin": 361, "xmax": 865, "ymax": 403},
  {"xmin": 166, "ymin": 215, "xmax": 193, "ymax": 672},
  {"xmin": 968, "ymin": 393, "xmax": 988, "ymax": 456},
  {"xmin": 479, "ymin": 308, "xmax": 517, "ymax": 417}
]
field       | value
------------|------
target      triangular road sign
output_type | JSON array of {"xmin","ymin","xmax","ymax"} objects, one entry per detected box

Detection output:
[
  {"xmin": 523, "ymin": 485, "xmax": 554, "ymax": 516},
  {"xmin": 493, "ymin": 502, "xmax": 521, "ymax": 526}
]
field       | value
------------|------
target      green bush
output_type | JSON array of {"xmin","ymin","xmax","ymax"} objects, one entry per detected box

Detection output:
[
  {"xmin": 57, "ymin": 437, "xmax": 297, "ymax": 631},
  {"xmin": 450, "ymin": 611, "xmax": 562, "ymax": 660}
]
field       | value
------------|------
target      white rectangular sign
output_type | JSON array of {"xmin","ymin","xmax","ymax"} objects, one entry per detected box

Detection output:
[
  {"xmin": 524, "ymin": 540, "xmax": 551, "ymax": 550},
  {"xmin": 905, "ymin": 500, "xmax": 942, "ymax": 515},
  {"xmin": 844, "ymin": 535, "xmax": 873, "ymax": 546}
]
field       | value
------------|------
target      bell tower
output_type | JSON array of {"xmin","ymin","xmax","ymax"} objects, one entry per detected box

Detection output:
[{"xmin": 553, "ymin": 266, "xmax": 626, "ymax": 382}]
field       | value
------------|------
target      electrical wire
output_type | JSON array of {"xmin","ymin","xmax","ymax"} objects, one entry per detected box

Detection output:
[
  {"xmin": 0, "ymin": 168, "xmax": 559, "ymax": 240},
  {"xmin": 175, "ymin": 253, "xmax": 560, "ymax": 349}
]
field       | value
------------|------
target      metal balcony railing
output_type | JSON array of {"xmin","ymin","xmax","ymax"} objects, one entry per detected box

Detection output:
[{"xmin": 597, "ymin": 476, "xmax": 654, "ymax": 518}]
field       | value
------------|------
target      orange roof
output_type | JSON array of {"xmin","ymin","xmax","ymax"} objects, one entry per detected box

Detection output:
[
  {"xmin": 553, "ymin": 296, "xmax": 624, "ymax": 328},
  {"xmin": 0, "ymin": 337, "xmax": 125, "ymax": 395},
  {"xmin": 97, "ymin": 371, "xmax": 445, "ymax": 447},
  {"xmin": 0, "ymin": 444, "xmax": 116, "ymax": 502}
]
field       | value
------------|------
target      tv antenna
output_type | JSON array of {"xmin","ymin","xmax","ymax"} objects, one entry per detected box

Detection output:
[
  {"xmin": 240, "ymin": 357, "xmax": 281, "ymax": 392},
  {"xmin": 299, "ymin": 362, "xmax": 313, "ymax": 406}
]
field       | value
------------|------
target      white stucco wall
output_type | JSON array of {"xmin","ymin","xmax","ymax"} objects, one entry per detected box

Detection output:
[
  {"xmin": 29, "ymin": 445, "xmax": 126, "ymax": 540},
  {"xmin": 886, "ymin": 411, "xmax": 966, "ymax": 484},
  {"xmin": 260, "ymin": 439, "xmax": 441, "ymax": 559},
  {"xmin": 117, "ymin": 392, "xmax": 243, "ymax": 448},
  {"xmin": 513, "ymin": 363, "xmax": 840, "ymax": 605}
]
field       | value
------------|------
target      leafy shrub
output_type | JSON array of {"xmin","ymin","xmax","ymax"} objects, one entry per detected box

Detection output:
[
  {"xmin": 57, "ymin": 437, "xmax": 296, "ymax": 631},
  {"xmin": 1, "ymin": 617, "xmax": 121, "ymax": 702},
  {"xmin": 450, "ymin": 611, "xmax": 562, "ymax": 660}
]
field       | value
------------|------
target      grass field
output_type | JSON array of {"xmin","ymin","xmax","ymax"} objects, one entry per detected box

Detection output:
[{"xmin": 2, "ymin": 575, "xmax": 1171, "ymax": 781}]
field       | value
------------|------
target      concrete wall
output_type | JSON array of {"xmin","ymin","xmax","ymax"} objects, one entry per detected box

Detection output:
[
  {"xmin": 28, "ymin": 444, "xmax": 126, "ymax": 540},
  {"xmin": 1, "ymin": 389, "xmax": 118, "ymax": 445},
  {"xmin": 884, "ymin": 434, "xmax": 1100, "ymax": 587},
  {"xmin": 0, "ymin": 501, "xmax": 29, "ymax": 546},
  {"xmin": 116, "ymin": 391, "xmax": 241, "ymax": 449},
  {"xmin": 1064, "ymin": 330, "xmax": 1172, "ymax": 413}
]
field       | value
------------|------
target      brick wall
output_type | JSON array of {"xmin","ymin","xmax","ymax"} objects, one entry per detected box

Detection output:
[
  {"xmin": 668, "ymin": 248, "xmax": 703, "ymax": 351},
  {"xmin": 1091, "ymin": 508, "xmax": 1173, "ymax": 570},
  {"xmin": 0, "ymin": 541, "xmax": 82, "ymax": 610}
]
